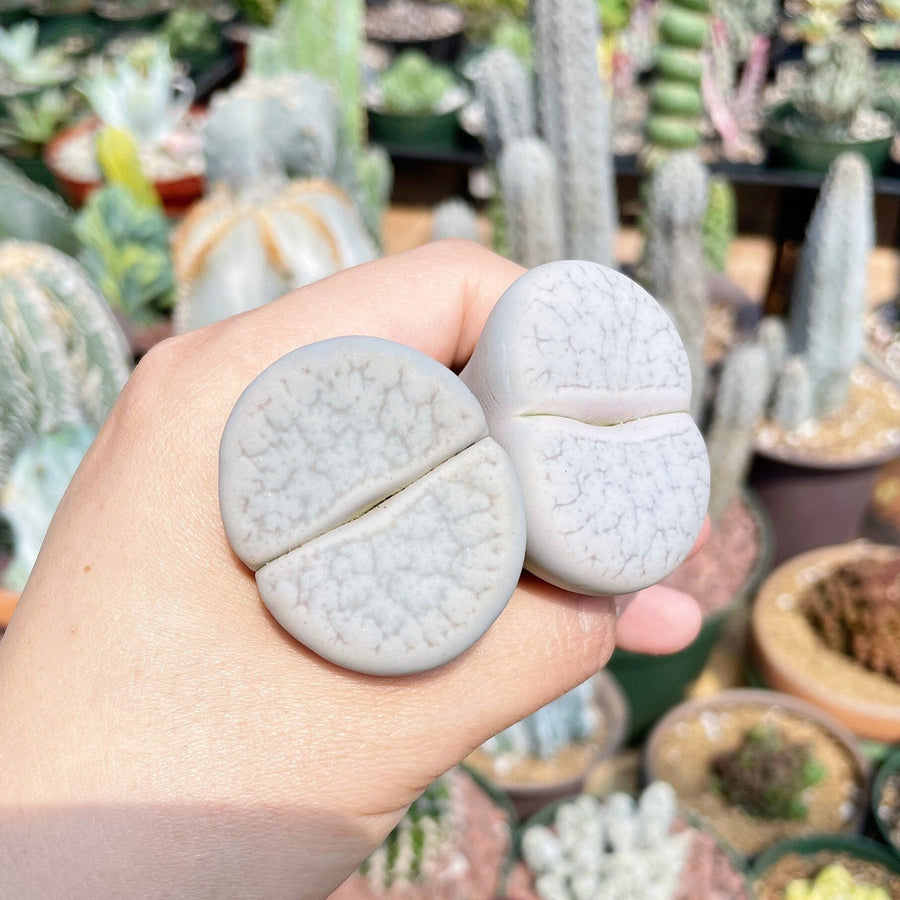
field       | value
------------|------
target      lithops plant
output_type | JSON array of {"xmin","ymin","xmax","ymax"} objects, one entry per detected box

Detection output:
[
  {"xmin": 520, "ymin": 782, "xmax": 693, "ymax": 899},
  {"xmin": 460, "ymin": 260, "xmax": 709, "ymax": 595},
  {"xmin": 219, "ymin": 336, "xmax": 527, "ymax": 675}
]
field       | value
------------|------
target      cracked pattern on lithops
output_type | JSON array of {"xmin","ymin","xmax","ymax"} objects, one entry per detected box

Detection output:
[
  {"xmin": 256, "ymin": 439, "xmax": 525, "ymax": 675},
  {"xmin": 505, "ymin": 414, "xmax": 709, "ymax": 593},
  {"xmin": 219, "ymin": 338, "xmax": 487, "ymax": 570},
  {"xmin": 461, "ymin": 260, "xmax": 709, "ymax": 595}
]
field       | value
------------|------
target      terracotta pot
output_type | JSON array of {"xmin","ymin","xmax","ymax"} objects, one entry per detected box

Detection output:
[
  {"xmin": 44, "ymin": 116, "xmax": 205, "ymax": 216},
  {"xmin": 0, "ymin": 586, "xmax": 18, "ymax": 630},
  {"xmin": 751, "ymin": 541, "xmax": 900, "ymax": 742},
  {"xmin": 464, "ymin": 671, "xmax": 629, "ymax": 824},
  {"xmin": 643, "ymin": 688, "xmax": 871, "ymax": 858}
]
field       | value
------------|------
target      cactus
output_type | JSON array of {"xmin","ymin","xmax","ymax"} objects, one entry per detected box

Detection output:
[
  {"xmin": 771, "ymin": 355, "xmax": 815, "ymax": 430},
  {"xmin": 497, "ymin": 136, "xmax": 565, "ymax": 268},
  {"xmin": 480, "ymin": 680, "xmax": 596, "ymax": 762},
  {"xmin": 359, "ymin": 777, "xmax": 455, "ymax": 889},
  {"xmin": 532, "ymin": 0, "xmax": 617, "ymax": 266},
  {"xmin": 172, "ymin": 179, "xmax": 378, "ymax": 333},
  {"xmin": 792, "ymin": 33, "xmax": 875, "ymax": 138},
  {"xmin": 702, "ymin": 175, "xmax": 736, "ymax": 272},
  {"xmin": 756, "ymin": 315, "xmax": 788, "ymax": 375},
  {"xmin": 787, "ymin": 152, "xmax": 873, "ymax": 416},
  {"xmin": 705, "ymin": 342, "xmax": 771, "ymax": 519},
  {"xmin": 642, "ymin": 149, "xmax": 709, "ymax": 420},
  {"xmin": 785, "ymin": 862, "xmax": 890, "ymax": 900},
  {"xmin": 1, "ymin": 424, "xmax": 96, "ymax": 592},
  {"xmin": 801, "ymin": 555, "xmax": 900, "ymax": 683},
  {"xmin": 376, "ymin": 50, "xmax": 462, "ymax": 116},
  {"xmin": 710, "ymin": 723, "xmax": 825, "ymax": 820},
  {"xmin": 645, "ymin": 0, "xmax": 710, "ymax": 160},
  {"xmin": 472, "ymin": 46, "xmax": 536, "ymax": 160},
  {"xmin": 0, "ymin": 157, "xmax": 77, "ymax": 254},
  {"xmin": 431, "ymin": 198, "xmax": 480, "ymax": 243},
  {"xmin": 521, "ymin": 782, "xmax": 693, "ymax": 899}
]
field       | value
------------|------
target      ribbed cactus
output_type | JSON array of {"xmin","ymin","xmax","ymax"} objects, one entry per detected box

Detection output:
[
  {"xmin": 772, "ymin": 355, "xmax": 815, "ymax": 431},
  {"xmin": 702, "ymin": 175, "xmax": 736, "ymax": 273},
  {"xmin": 645, "ymin": 0, "xmax": 710, "ymax": 159},
  {"xmin": 793, "ymin": 33, "xmax": 874, "ymax": 138},
  {"xmin": 473, "ymin": 46, "xmax": 536, "ymax": 160},
  {"xmin": 431, "ymin": 198, "xmax": 480, "ymax": 243},
  {"xmin": 481, "ymin": 680, "xmax": 597, "ymax": 762},
  {"xmin": 705, "ymin": 342, "xmax": 771, "ymax": 519},
  {"xmin": 203, "ymin": 73, "xmax": 339, "ymax": 191},
  {"xmin": 532, "ymin": 0, "xmax": 617, "ymax": 266},
  {"xmin": 787, "ymin": 152, "xmax": 873, "ymax": 416},
  {"xmin": 497, "ymin": 136, "xmax": 565, "ymax": 268},
  {"xmin": 359, "ymin": 776, "xmax": 455, "ymax": 890},
  {"xmin": 0, "ymin": 241, "xmax": 131, "ymax": 487},
  {"xmin": 521, "ymin": 782, "xmax": 692, "ymax": 900},
  {"xmin": 642, "ymin": 150, "xmax": 709, "ymax": 420}
]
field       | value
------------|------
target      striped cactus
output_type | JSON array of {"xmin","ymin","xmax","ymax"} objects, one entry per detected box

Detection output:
[
  {"xmin": 532, "ymin": 0, "xmax": 617, "ymax": 266},
  {"xmin": 0, "ymin": 240, "xmax": 131, "ymax": 488}
]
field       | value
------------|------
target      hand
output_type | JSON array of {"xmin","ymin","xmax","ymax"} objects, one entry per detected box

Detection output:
[{"xmin": 0, "ymin": 241, "xmax": 703, "ymax": 899}]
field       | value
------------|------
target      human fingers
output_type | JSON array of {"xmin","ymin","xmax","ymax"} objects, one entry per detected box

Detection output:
[{"xmin": 614, "ymin": 584, "xmax": 703, "ymax": 654}]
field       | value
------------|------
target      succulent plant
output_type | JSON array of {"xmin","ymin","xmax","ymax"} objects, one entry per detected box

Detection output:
[
  {"xmin": 376, "ymin": 50, "xmax": 461, "ymax": 116},
  {"xmin": 701, "ymin": 175, "xmax": 736, "ymax": 273},
  {"xmin": 791, "ymin": 32, "xmax": 876, "ymax": 138},
  {"xmin": 784, "ymin": 152, "xmax": 874, "ymax": 417},
  {"xmin": 497, "ymin": 136, "xmax": 565, "ymax": 269},
  {"xmin": 645, "ymin": 0, "xmax": 710, "ymax": 160},
  {"xmin": 162, "ymin": 6, "xmax": 221, "ymax": 67},
  {"xmin": 172, "ymin": 179, "xmax": 378, "ymax": 333},
  {"xmin": 521, "ymin": 782, "xmax": 693, "ymax": 899},
  {"xmin": 710, "ymin": 723, "xmax": 825, "ymax": 820},
  {"xmin": 641, "ymin": 149, "xmax": 709, "ymax": 420},
  {"xmin": 1, "ymin": 87, "xmax": 73, "ymax": 150},
  {"xmin": 0, "ymin": 157, "xmax": 77, "ymax": 253},
  {"xmin": 430, "ymin": 197, "xmax": 480, "ymax": 243},
  {"xmin": 0, "ymin": 21, "xmax": 73, "ymax": 89},
  {"xmin": 771, "ymin": 355, "xmax": 815, "ymax": 430},
  {"xmin": 78, "ymin": 38, "xmax": 195, "ymax": 149},
  {"xmin": 801, "ymin": 556, "xmax": 900, "ymax": 683},
  {"xmin": 471, "ymin": 46, "xmax": 535, "ymax": 160},
  {"xmin": 785, "ymin": 863, "xmax": 890, "ymax": 900},
  {"xmin": 481, "ymin": 680, "xmax": 597, "ymax": 762},
  {"xmin": 532, "ymin": 0, "xmax": 617, "ymax": 266},
  {"xmin": 1, "ymin": 424, "xmax": 96, "ymax": 592},
  {"xmin": 359, "ymin": 777, "xmax": 455, "ymax": 888}
]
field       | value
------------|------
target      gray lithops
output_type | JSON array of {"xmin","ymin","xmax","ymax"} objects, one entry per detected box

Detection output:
[
  {"xmin": 219, "ymin": 336, "xmax": 526, "ymax": 675},
  {"xmin": 460, "ymin": 260, "xmax": 709, "ymax": 595}
]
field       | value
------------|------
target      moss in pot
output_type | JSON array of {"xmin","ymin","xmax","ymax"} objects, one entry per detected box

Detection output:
[
  {"xmin": 643, "ymin": 689, "xmax": 870, "ymax": 858},
  {"xmin": 367, "ymin": 49, "xmax": 468, "ymax": 148}
]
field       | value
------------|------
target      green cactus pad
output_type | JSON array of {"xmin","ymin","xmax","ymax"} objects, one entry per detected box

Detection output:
[
  {"xmin": 646, "ymin": 115, "xmax": 702, "ymax": 148},
  {"xmin": 651, "ymin": 80, "xmax": 704, "ymax": 116},
  {"xmin": 655, "ymin": 46, "xmax": 705, "ymax": 83}
]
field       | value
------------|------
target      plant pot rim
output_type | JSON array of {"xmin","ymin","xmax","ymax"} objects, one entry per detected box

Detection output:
[
  {"xmin": 642, "ymin": 687, "xmax": 871, "ymax": 852},
  {"xmin": 765, "ymin": 101, "xmax": 895, "ymax": 148},
  {"xmin": 465, "ymin": 670, "xmax": 629, "ymax": 799},
  {"xmin": 751, "ymin": 541, "xmax": 900, "ymax": 741}
]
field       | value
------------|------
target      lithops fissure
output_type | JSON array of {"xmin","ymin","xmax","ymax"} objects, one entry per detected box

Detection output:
[
  {"xmin": 219, "ymin": 336, "xmax": 526, "ymax": 675},
  {"xmin": 461, "ymin": 260, "xmax": 710, "ymax": 595}
]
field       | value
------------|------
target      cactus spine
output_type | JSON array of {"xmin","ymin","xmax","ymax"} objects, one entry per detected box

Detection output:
[
  {"xmin": 531, "ymin": 0, "xmax": 617, "ymax": 266},
  {"xmin": 705, "ymin": 342, "xmax": 771, "ymax": 519},
  {"xmin": 498, "ymin": 136, "xmax": 566, "ymax": 268},
  {"xmin": 787, "ymin": 152, "xmax": 873, "ymax": 416},
  {"xmin": 643, "ymin": 150, "xmax": 709, "ymax": 420}
]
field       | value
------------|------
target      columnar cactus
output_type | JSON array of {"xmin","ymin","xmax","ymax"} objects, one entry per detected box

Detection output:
[
  {"xmin": 0, "ymin": 240, "xmax": 131, "ymax": 487},
  {"xmin": 771, "ymin": 355, "xmax": 815, "ymax": 430},
  {"xmin": 705, "ymin": 342, "xmax": 771, "ymax": 519},
  {"xmin": 645, "ymin": 0, "xmax": 710, "ymax": 158},
  {"xmin": 521, "ymin": 782, "xmax": 692, "ymax": 900},
  {"xmin": 786, "ymin": 152, "xmax": 873, "ymax": 416},
  {"xmin": 702, "ymin": 175, "xmax": 736, "ymax": 272},
  {"xmin": 497, "ymin": 136, "xmax": 565, "ymax": 268},
  {"xmin": 642, "ymin": 149, "xmax": 709, "ymax": 419},
  {"xmin": 756, "ymin": 314, "xmax": 788, "ymax": 376},
  {"xmin": 431, "ymin": 198, "xmax": 480, "ymax": 243},
  {"xmin": 480, "ymin": 680, "xmax": 596, "ymax": 762},
  {"xmin": 473, "ymin": 46, "xmax": 536, "ymax": 160},
  {"xmin": 531, "ymin": 0, "xmax": 617, "ymax": 266}
]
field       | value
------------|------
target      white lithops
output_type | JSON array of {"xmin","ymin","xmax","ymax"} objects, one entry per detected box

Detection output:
[
  {"xmin": 460, "ymin": 260, "xmax": 710, "ymax": 595},
  {"xmin": 219, "ymin": 336, "xmax": 526, "ymax": 675}
]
